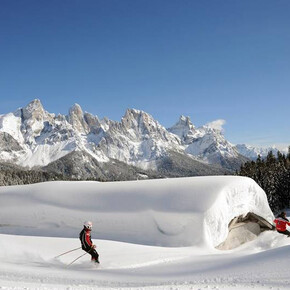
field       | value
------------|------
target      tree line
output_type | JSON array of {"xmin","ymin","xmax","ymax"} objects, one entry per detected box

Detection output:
[
  {"xmin": 237, "ymin": 147, "xmax": 290, "ymax": 213},
  {"xmin": 0, "ymin": 163, "xmax": 72, "ymax": 186}
]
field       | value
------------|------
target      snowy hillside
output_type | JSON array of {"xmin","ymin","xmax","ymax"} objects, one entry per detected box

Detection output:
[
  {"xmin": 0, "ymin": 99, "xmax": 248, "ymax": 180},
  {"xmin": 0, "ymin": 176, "xmax": 273, "ymax": 248},
  {"xmin": 1, "ymin": 176, "xmax": 290, "ymax": 289}
]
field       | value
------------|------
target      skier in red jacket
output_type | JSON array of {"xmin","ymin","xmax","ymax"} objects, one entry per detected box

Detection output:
[
  {"xmin": 274, "ymin": 212, "xmax": 290, "ymax": 237},
  {"xmin": 79, "ymin": 221, "xmax": 100, "ymax": 263}
]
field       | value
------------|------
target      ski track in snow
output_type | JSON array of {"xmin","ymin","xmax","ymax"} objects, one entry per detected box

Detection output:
[
  {"xmin": 0, "ymin": 177, "xmax": 289, "ymax": 289},
  {"xmin": 0, "ymin": 232, "xmax": 290, "ymax": 290},
  {"xmin": 1, "ymin": 232, "xmax": 290, "ymax": 289}
]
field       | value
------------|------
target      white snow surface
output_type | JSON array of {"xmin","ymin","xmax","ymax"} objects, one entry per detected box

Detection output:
[
  {"xmin": 0, "ymin": 113, "xmax": 25, "ymax": 144},
  {"xmin": 1, "ymin": 176, "xmax": 290, "ymax": 290}
]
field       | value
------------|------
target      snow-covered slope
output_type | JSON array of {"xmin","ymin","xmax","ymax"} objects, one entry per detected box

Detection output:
[
  {"xmin": 1, "ymin": 231, "xmax": 290, "ymax": 290},
  {"xmin": 1, "ymin": 177, "xmax": 290, "ymax": 289},
  {"xmin": 0, "ymin": 176, "xmax": 273, "ymax": 248}
]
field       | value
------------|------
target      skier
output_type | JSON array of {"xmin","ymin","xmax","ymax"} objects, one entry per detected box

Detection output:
[
  {"xmin": 79, "ymin": 221, "xmax": 100, "ymax": 263},
  {"xmin": 274, "ymin": 212, "xmax": 290, "ymax": 237}
]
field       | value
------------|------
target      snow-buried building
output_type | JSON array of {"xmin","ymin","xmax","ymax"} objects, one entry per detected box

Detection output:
[{"xmin": 0, "ymin": 176, "xmax": 274, "ymax": 249}]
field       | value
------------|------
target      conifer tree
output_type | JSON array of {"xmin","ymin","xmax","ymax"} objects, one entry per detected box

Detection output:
[{"xmin": 237, "ymin": 148, "xmax": 290, "ymax": 212}]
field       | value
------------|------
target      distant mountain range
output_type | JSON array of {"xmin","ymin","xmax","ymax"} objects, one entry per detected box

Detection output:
[
  {"xmin": 235, "ymin": 144, "xmax": 286, "ymax": 160},
  {"xmin": 0, "ymin": 99, "xmax": 284, "ymax": 181}
]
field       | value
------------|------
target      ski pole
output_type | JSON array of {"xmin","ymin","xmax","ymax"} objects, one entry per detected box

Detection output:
[
  {"xmin": 66, "ymin": 252, "xmax": 88, "ymax": 267},
  {"xmin": 66, "ymin": 248, "xmax": 93, "ymax": 267},
  {"xmin": 54, "ymin": 247, "xmax": 82, "ymax": 259}
]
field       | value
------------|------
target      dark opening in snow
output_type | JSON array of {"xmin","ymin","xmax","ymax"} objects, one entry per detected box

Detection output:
[{"xmin": 216, "ymin": 212, "xmax": 275, "ymax": 250}]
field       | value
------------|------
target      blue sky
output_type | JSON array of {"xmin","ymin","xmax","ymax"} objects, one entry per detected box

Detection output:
[{"xmin": 0, "ymin": 0, "xmax": 289, "ymax": 148}]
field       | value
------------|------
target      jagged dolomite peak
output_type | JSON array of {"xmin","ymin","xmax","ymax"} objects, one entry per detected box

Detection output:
[
  {"xmin": 68, "ymin": 103, "xmax": 89, "ymax": 134},
  {"xmin": 168, "ymin": 115, "xmax": 197, "ymax": 144},
  {"xmin": 22, "ymin": 99, "xmax": 45, "ymax": 121},
  {"xmin": 121, "ymin": 109, "xmax": 180, "ymax": 143},
  {"xmin": 20, "ymin": 99, "xmax": 55, "ymax": 141},
  {"xmin": 84, "ymin": 112, "xmax": 102, "ymax": 134}
]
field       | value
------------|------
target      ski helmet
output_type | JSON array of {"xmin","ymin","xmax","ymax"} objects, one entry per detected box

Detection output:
[{"xmin": 84, "ymin": 221, "xmax": 93, "ymax": 230}]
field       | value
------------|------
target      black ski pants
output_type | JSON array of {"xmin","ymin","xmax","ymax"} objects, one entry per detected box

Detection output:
[
  {"xmin": 83, "ymin": 247, "xmax": 99, "ymax": 262},
  {"xmin": 277, "ymin": 229, "xmax": 290, "ymax": 237}
]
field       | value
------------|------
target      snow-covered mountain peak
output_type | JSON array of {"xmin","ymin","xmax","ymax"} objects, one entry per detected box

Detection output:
[
  {"xmin": 123, "ymin": 108, "xmax": 151, "ymax": 124},
  {"xmin": 19, "ymin": 99, "xmax": 55, "ymax": 141},
  {"xmin": 179, "ymin": 115, "xmax": 195, "ymax": 126},
  {"xmin": 22, "ymin": 99, "xmax": 46, "ymax": 121},
  {"xmin": 122, "ymin": 109, "xmax": 163, "ymax": 135},
  {"xmin": 168, "ymin": 115, "xmax": 196, "ymax": 142},
  {"xmin": 174, "ymin": 115, "xmax": 195, "ymax": 131}
]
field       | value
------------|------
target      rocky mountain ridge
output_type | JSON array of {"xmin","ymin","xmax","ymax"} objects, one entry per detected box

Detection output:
[{"xmin": 0, "ymin": 99, "xmax": 259, "ymax": 180}]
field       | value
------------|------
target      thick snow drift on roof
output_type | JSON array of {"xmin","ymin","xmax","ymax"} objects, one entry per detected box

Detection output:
[{"xmin": 0, "ymin": 176, "xmax": 273, "ymax": 248}]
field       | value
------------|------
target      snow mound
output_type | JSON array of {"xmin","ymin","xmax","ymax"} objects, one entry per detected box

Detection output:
[{"xmin": 0, "ymin": 176, "xmax": 274, "ymax": 248}]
